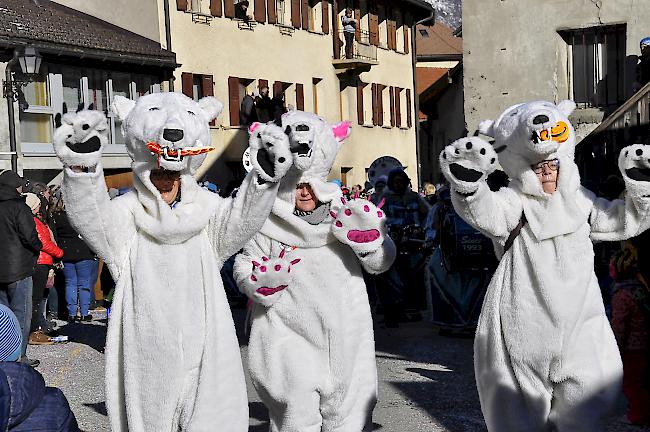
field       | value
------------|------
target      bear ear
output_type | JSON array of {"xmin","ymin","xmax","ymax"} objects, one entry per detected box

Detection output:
[
  {"xmin": 558, "ymin": 99, "xmax": 577, "ymax": 117},
  {"xmin": 332, "ymin": 121, "xmax": 352, "ymax": 142},
  {"xmin": 198, "ymin": 96, "xmax": 224, "ymax": 122},
  {"xmin": 111, "ymin": 96, "xmax": 136, "ymax": 121},
  {"xmin": 478, "ymin": 119, "xmax": 495, "ymax": 138}
]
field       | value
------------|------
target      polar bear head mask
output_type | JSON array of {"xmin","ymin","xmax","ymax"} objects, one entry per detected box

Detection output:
[
  {"xmin": 479, "ymin": 100, "xmax": 577, "ymax": 196},
  {"xmin": 111, "ymin": 92, "xmax": 223, "ymax": 177}
]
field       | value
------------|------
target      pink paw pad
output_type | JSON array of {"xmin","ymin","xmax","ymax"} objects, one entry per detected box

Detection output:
[
  {"xmin": 363, "ymin": 205, "xmax": 370, "ymax": 212},
  {"xmin": 260, "ymin": 266, "xmax": 267, "ymax": 272},
  {"xmin": 347, "ymin": 229, "xmax": 381, "ymax": 243},
  {"xmin": 344, "ymin": 209, "xmax": 352, "ymax": 216},
  {"xmin": 274, "ymin": 265, "xmax": 281, "ymax": 271}
]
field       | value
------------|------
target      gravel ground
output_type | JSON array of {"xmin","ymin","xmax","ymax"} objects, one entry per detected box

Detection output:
[{"xmin": 30, "ymin": 309, "xmax": 650, "ymax": 432}]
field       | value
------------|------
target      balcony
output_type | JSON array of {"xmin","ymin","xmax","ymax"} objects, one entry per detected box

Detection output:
[{"xmin": 332, "ymin": 30, "xmax": 378, "ymax": 74}]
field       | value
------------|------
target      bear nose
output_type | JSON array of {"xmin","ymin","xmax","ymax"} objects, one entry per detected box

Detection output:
[
  {"xmin": 163, "ymin": 128, "xmax": 184, "ymax": 142},
  {"xmin": 533, "ymin": 115, "xmax": 550, "ymax": 125}
]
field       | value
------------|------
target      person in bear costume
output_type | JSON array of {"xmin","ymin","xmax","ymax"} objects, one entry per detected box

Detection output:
[
  {"xmin": 439, "ymin": 100, "xmax": 650, "ymax": 431},
  {"xmin": 52, "ymin": 92, "xmax": 293, "ymax": 432},
  {"xmin": 234, "ymin": 111, "xmax": 396, "ymax": 432}
]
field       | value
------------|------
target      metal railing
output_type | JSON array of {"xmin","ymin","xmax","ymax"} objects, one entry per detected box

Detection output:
[{"xmin": 338, "ymin": 30, "xmax": 378, "ymax": 62}]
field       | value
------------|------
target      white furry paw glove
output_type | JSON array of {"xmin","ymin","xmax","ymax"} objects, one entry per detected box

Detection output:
[
  {"xmin": 439, "ymin": 137, "xmax": 498, "ymax": 195},
  {"xmin": 248, "ymin": 122, "xmax": 293, "ymax": 183},
  {"xmin": 619, "ymin": 144, "xmax": 650, "ymax": 197},
  {"xmin": 330, "ymin": 197, "xmax": 387, "ymax": 255},
  {"xmin": 53, "ymin": 108, "xmax": 108, "ymax": 169},
  {"xmin": 245, "ymin": 250, "xmax": 301, "ymax": 307}
]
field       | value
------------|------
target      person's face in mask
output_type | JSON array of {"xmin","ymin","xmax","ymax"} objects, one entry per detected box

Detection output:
[
  {"xmin": 295, "ymin": 183, "xmax": 318, "ymax": 212},
  {"xmin": 532, "ymin": 159, "xmax": 559, "ymax": 194},
  {"xmin": 391, "ymin": 174, "xmax": 409, "ymax": 194}
]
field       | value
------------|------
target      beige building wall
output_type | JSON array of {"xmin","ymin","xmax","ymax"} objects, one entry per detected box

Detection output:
[
  {"xmin": 51, "ymin": 0, "xmax": 161, "ymax": 41},
  {"xmin": 463, "ymin": 0, "xmax": 650, "ymax": 140},
  {"xmin": 163, "ymin": 0, "xmax": 421, "ymax": 188}
]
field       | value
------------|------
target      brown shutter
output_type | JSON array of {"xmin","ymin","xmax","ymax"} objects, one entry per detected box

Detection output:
[
  {"xmin": 176, "ymin": 0, "xmax": 188, "ymax": 11},
  {"xmin": 354, "ymin": 1, "xmax": 361, "ymax": 42},
  {"xmin": 406, "ymin": 88, "xmax": 412, "ymax": 128},
  {"xmin": 210, "ymin": 0, "xmax": 222, "ymax": 16},
  {"xmin": 322, "ymin": 0, "xmax": 329, "ymax": 34},
  {"xmin": 395, "ymin": 87, "xmax": 401, "ymax": 127},
  {"xmin": 388, "ymin": 9, "xmax": 397, "ymax": 50},
  {"xmin": 181, "ymin": 72, "xmax": 194, "ymax": 98},
  {"xmin": 371, "ymin": 83, "xmax": 378, "ymax": 126},
  {"xmin": 296, "ymin": 83, "xmax": 304, "ymax": 110},
  {"xmin": 332, "ymin": 0, "xmax": 341, "ymax": 59},
  {"xmin": 389, "ymin": 86, "xmax": 395, "ymax": 127},
  {"xmin": 273, "ymin": 81, "xmax": 283, "ymax": 97},
  {"xmin": 369, "ymin": 1, "xmax": 379, "ymax": 46},
  {"xmin": 201, "ymin": 75, "xmax": 216, "ymax": 125},
  {"xmin": 357, "ymin": 83, "xmax": 364, "ymax": 125},
  {"xmin": 228, "ymin": 76, "xmax": 240, "ymax": 126},
  {"xmin": 224, "ymin": 0, "xmax": 235, "ymax": 18},
  {"xmin": 377, "ymin": 84, "xmax": 386, "ymax": 126},
  {"xmin": 259, "ymin": 79, "xmax": 269, "ymax": 90},
  {"xmin": 291, "ymin": 0, "xmax": 301, "ymax": 27},
  {"xmin": 267, "ymin": 0, "xmax": 277, "ymax": 23},
  {"xmin": 403, "ymin": 20, "xmax": 409, "ymax": 54},
  {"xmin": 255, "ymin": 0, "xmax": 267, "ymax": 23},
  {"xmin": 301, "ymin": 0, "xmax": 309, "ymax": 29}
]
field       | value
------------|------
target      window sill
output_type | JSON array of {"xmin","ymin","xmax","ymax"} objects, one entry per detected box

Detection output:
[
  {"xmin": 307, "ymin": 29, "xmax": 325, "ymax": 36},
  {"xmin": 381, "ymin": 125, "xmax": 392, "ymax": 129},
  {"xmin": 399, "ymin": 126, "xmax": 410, "ymax": 130},
  {"xmin": 362, "ymin": 123, "xmax": 374, "ymax": 128}
]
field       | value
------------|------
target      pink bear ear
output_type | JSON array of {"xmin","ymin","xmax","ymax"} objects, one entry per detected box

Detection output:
[
  {"xmin": 332, "ymin": 121, "xmax": 352, "ymax": 142},
  {"xmin": 249, "ymin": 122, "xmax": 262, "ymax": 133}
]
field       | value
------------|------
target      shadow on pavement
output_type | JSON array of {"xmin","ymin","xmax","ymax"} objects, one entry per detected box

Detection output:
[
  {"xmin": 56, "ymin": 321, "xmax": 107, "ymax": 354},
  {"xmin": 83, "ymin": 401, "xmax": 107, "ymax": 416}
]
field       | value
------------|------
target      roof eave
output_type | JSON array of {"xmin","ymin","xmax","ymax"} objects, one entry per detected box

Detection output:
[{"xmin": 417, "ymin": 53, "xmax": 463, "ymax": 61}]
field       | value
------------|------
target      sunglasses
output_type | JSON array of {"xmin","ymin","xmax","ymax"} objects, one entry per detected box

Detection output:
[{"xmin": 531, "ymin": 159, "xmax": 560, "ymax": 174}]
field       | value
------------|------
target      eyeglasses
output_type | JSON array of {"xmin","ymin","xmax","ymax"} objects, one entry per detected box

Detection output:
[{"xmin": 531, "ymin": 159, "xmax": 560, "ymax": 174}]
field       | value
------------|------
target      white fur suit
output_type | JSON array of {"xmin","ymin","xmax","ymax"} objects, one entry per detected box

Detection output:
[
  {"xmin": 234, "ymin": 112, "xmax": 396, "ymax": 432},
  {"xmin": 439, "ymin": 100, "xmax": 650, "ymax": 431},
  {"xmin": 52, "ymin": 93, "xmax": 293, "ymax": 432}
]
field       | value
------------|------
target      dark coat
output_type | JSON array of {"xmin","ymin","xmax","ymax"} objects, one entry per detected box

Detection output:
[
  {"xmin": 0, "ymin": 362, "xmax": 80, "ymax": 431},
  {"xmin": 52, "ymin": 212, "xmax": 95, "ymax": 263},
  {"xmin": 0, "ymin": 185, "xmax": 41, "ymax": 284}
]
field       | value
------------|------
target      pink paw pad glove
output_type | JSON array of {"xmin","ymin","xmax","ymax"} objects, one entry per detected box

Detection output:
[
  {"xmin": 248, "ymin": 249, "xmax": 300, "ymax": 307},
  {"xmin": 330, "ymin": 196, "xmax": 387, "ymax": 255}
]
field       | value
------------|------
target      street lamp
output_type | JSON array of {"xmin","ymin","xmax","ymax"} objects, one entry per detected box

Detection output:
[{"xmin": 3, "ymin": 46, "xmax": 43, "ymax": 172}]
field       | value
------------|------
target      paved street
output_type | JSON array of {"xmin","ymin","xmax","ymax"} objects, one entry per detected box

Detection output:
[{"xmin": 31, "ymin": 309, "xmax": 650, "ymax": 432}]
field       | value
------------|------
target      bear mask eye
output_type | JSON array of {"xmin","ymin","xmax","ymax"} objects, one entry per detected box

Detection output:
[
  {"xmin": 187, "ymin": 111, "xmax": 196, "ymax": 116},
  {"xmin": 148, "ymin": 107, "xmax": 160, "ymax": 112}
]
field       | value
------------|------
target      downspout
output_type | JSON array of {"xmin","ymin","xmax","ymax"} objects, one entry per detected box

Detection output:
[
  {"xmin": 5, "ymin": 52, "xmax": 18, "ymax": 172},
  {"xmin": 411, "ymin": 7, "xmax": 435, "ymax": 186},
  {"xmin": 163, "ymin": 0, "xmax": 174, "ymax": 91}
]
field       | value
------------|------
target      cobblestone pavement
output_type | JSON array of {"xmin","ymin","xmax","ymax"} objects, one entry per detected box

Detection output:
[{"xmin": 30, "ymin": 309, "xmax": 650, "ymax": 432}]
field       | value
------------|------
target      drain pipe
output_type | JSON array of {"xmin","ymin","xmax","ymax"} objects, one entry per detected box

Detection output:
[
  {"xmin": 411, "ymin": 6, "xmax": 435, "ymax": 187},
  {"xmin": 163, "ymin": 0, "xmax": 174, "ymax": 91}
]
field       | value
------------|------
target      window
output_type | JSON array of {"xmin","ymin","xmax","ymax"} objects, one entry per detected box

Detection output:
[
  {"xmin": 227, "ymin": 76, "xmax": 255, "ymax": 126},
  {"xmin": 377, "ymin": 3, "xmax": 386, "ymax": 48},
  {"xmin": 307, "ymin": 0, "xmax": 321, "ymax": 32},
  {"xmin": 560, "ymin": 25, "xmax": 626, "ymax": 109},
  {"xmin": 277, "ymin": 0, "xmax": 288, "ymax": 25},
  {"xmin": 312, "ymin": 78, "xmax": 322, "ymax": 114}
]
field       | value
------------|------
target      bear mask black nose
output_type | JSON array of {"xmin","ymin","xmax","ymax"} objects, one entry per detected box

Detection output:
[
  {"xmin": 163, "ymin": 128, "xmax": 184, "ymax": 142},
  {"xmin": 533, "ymin": 115, "xmax": 550, "ymax": 125}
]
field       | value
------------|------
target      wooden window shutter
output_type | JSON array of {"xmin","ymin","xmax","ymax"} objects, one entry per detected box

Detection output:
[
  {"xmin": 371, "ymin": 83, "xmax": 378, "ymax": 126},
  {"xmin": 267, "ymin": 0, "xmax": 277, "ymax": 24},
  {"xmin": 403, "ymin": 21, "xmax": 409, "ymax": 54},
  {"xmin": 406, "ymin": 88, "xmax": 412, "ymax": 128},
  {"xmin": 273, "ymin": 81, "xmax": 283, "ymax": 97},
  {"xmin": 201, "ymin": 75, "xmax": 216, "ymax": 125},
  {"xmin": 210, "ymin": 0, "xmax": 222, "ymax": 16},
  {"xmin": 296, "ymin": 84, "xmax": 305, "ymax": 110},
  {"xmin": 357, "ymin": 83, "xmax": 364, "ymax": 125},
  {"xmin": 389, "ymin": 86, "xmax": 395, "ymax": 127},
  {"xmin": 301, "ymin": 0, "xmax": 309, "ymax": 29},
  {"xmin": 388, "ymin": 8, "xmax": 397, "ymax": 50},
  {"xmin": 369, "ymin": 2, "xmax": 379, "ymax": 46},
  {"xmin": 354, "ymin": 1, "xmax": 361, "ymax": 41},
  {"xmin": 176, "ymin": 0, "xmax": 188, "ymax": 11},
  {"xmin": 291, "ymin": 0, "xmax": 301, "ymax": 27},
  {"xmin": 224, "ymin": 0, "xmax": 235, "ymax": 18},
  {"xmin": 332, "ymin": 0, "xmax": 341, "ymax": 59},
  {"xmin": 395, "ymin": 87, "xmax": 401, "ymax": 127},
  {"xmin": 228, "ymin": 76, "xmax": 240, "ymax": 126},
  {"xmin": 377, "ymin": 85, "xmax": 384, "ymax": 127},
  {"xmin": 181, "ymin": 72, "xmax": 194, "ymax": 98},
  {"xmin": 255, "ymin": 0, "xmax": 267, "ymax": 23},
  {"xmin": 259, "ymin": 79, "xmax": 269, "ymax": 90},
  {"xmin": 322, "ymin": 1, "xmax": 329, "ymax": 34}
]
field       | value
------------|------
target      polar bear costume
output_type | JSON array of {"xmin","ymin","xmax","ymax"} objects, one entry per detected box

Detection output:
[
  {"xmin": 234, "ymin": 111, "xmax": 396, "ymax": 432},
  {"xmin": 439, "ymin": 100, "xmax": 650, "ymax": 431},
  {"xmin": 52, "ymin": 93, "xmax": 293, "ymax": 432}
]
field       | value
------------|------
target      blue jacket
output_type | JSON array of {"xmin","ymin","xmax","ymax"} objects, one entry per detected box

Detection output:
[{"xmin": 0, "ymin": 362, "xmax": 79, "ymax": 432}]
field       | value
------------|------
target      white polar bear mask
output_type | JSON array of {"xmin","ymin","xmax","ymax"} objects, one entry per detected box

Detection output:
[
  {"xmin": 479, "ymin": 100, "xmax": 577, "ymax": 197},
  {"xmin": 111, "ymin": 93, "xmax": 223, "ymax": 176},
  {"xmin": 276, "ymin": 110, "xmax": 351, "ymax": 205}
]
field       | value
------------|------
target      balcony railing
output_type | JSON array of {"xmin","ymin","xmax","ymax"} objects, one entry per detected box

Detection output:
[{"xmin": 337, "ymin": 30, "xmax": 378, "ymax": 63}]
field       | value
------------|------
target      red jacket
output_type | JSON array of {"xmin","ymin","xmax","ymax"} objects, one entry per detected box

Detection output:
[{"xmin": 34, "ymin": 217, "xmax": 63, "ymax": 265}]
